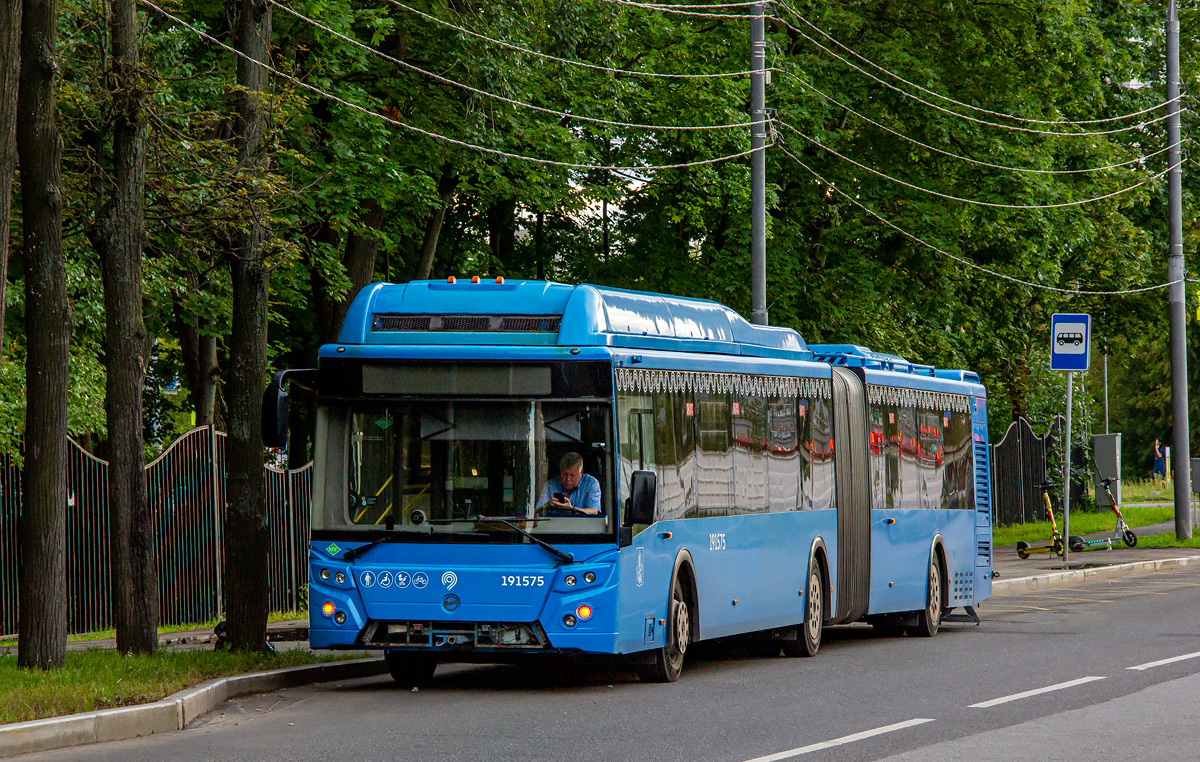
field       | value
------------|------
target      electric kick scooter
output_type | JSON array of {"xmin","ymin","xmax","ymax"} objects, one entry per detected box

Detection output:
[
  {"xmin": 1016, "ymin": 481, "xmax": 1066, "ymax": 559},
  {"xmin": 1067, "ymin": 473, "xmax": 1137, "ymax": 552}
]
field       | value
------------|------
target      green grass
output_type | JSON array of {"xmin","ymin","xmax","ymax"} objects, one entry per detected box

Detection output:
[
  {"xmin": 994, "ymin": 504, "xmax": 1177, "ymax": 546},
  {"xmin": 0, "ymin": 610, "xmax": 308, "ymax": 648},
  {"xmin": 1119, "ymin": 478, "xmax": 1177, "ymax": 504},
  {"xmin": 1126, "ymin": 532, "xmax": 1200, "ymax": 550},
  {"xmin": 0, "ymin": 647, "xmax": 349, "ymax": 725}
]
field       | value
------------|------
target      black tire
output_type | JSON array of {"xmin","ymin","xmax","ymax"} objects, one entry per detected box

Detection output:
[
  {"xmin": 912, "ymin": 554, "xmax": 943, "ymax": 638},
  {"xmin": 1016, "ymin": 542, "xmax": 1030, "ymax": 560},
  {"xmin": 384, "ymin": 650, "xmax": 437, "ymax": 688},
  {"xmin": 1123, "ymin": 529, "xmax": 1137, "ymax": 548},
  {"xmin": 1069, "ymin": 535, "xmax": 1085, "ymax": 552},
  {"xmin": 638, "ymin": 575, "xmax": 690, "ymax": 683},
  {"xmin": 783, "ymin": 561, "xmax": 823, "ymax": 657}
]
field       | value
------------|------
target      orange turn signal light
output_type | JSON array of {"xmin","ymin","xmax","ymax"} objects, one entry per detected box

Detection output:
[
  {"xmin": 576, "ymin": 604, "xmax": 593, "ymax": 620},
  {"xmin": 322, "ymin": 601, "xmax": 335, "ymax": 617}
]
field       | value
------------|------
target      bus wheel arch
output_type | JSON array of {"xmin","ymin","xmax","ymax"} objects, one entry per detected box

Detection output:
[
  {"xmin": 638, "ymin": 550, "xmax": 696, "ymax": 683},
  {"xmin": 784, "ymin": 538, "xmax": 827, "ymax": 657},
  {"xmin": 671, "ymin": 550, "xmax": 699, "ymax": 643},
  {"xmin": 914, "ymin": 535, "xmax": 947, "ymax": 638}
]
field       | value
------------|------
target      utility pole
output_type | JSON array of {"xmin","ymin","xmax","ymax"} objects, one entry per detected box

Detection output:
[
  {"xmin": 1167, "ymin": 0, "xmax": 1192, "ymax": 539},
  {"xmin": 749, "ymin": 1, "xmax": 768, "ymax": 325}
]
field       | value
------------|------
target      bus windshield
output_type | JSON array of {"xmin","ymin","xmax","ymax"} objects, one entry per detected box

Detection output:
[{"xmin": 329, "ymin": 400, "xmax": 614, "ymax": 535}]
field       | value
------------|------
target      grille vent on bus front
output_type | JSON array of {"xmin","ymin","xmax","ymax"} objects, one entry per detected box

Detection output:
[{"xmin": 372, "ymin": 314, "xmax": 562, "ymax": 333}]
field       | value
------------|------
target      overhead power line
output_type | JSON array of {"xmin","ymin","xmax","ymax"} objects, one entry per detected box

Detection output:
[
  {"xmin": 775, "ymin": 121, "xmax": 1168, "ymax": 210},
  {"xmin": 593, "ymin": 0, "xmax": 769, "ymax": 18},
  {"xmin": 382, "ymin": 0, "xmax": 765, "ymax": 79},
  {"xmin": 269, "ymin": 0, "xmax": 755, "ymax": 133},
  {"xmin": 777, "ymin": 69, "xmax": 1182, "ymax": 175},
  {"xmin": 775, "ymin": 1, "xmax": 1186, "ymax": 128},
  {"xmin": 141, "ymin": 0, "xmax": 769, "ymax": 172},
  {"xmin": 775, "ymin": 14, "xmax": 1182, "ymax": 137},
  {"xmin": 774, "ymin": 145, "xmax": 1184, "ymax": 297}
]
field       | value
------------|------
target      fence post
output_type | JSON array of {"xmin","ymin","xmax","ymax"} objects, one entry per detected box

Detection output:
[{"xmin": 210, "ymin": 425, "xmax": 224, "ymax": 617}]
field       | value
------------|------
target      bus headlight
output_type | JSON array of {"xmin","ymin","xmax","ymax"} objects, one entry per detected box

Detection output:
[
  {"xmin": 584, "ymin": 572, "xmax": 596, "ymax": 584},
  {"xmin": 334, "ymin": 611, "xmax": 347, "ymax": 625},
  {"xmin": 320, "ymin": 568, "xmax": 330, "ymax": 580},
  {"xmin": 335, "ymin": 572, "xmax": 346, "ymax": 584},
  {"xmin": 563, "ymin": 614, "xmax": 577, "ymax": 628},
  {"xmin": 322, "ymin": 602, "xmax": 335, "ymax": 617},
  {"xmin": 576, "ymin": 604, "xmax": 593, "ymax": 620},
  {"xmin": 565, "ymin": 575, "xmax": 577, "ymax": 587}
]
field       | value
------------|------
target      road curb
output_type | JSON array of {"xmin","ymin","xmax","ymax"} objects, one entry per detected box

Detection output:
[
  {"xmin": 0, "ymin": 656, "xmax": 387, "ymax": 759},
  {"xmin": 992, "ymin": 553, "xmax": 1200, "ymax": 595}
]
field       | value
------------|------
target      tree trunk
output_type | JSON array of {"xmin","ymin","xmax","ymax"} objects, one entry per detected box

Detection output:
[
  {"xmin": 180, "ymin": 317, "xmax": 218, "ymax": 427},
  {"xmin": 415, "ymin": 161, "xmax": 458, "ymax": 279},
  {"xmin": 535, "ymin": 211, "xmax": 544, "ymax": 280},
  {"xmin": 487, "ymin": 198, "xmax": 516, "ymax": 276},
  {"xmin": 334, "ymin": 199, "xmax": 382, "ymax": 331},
  {"xmin": 100, "ymin": 0, "xmax": 157, "ymax": 655},
  {"xmin": 0, "ymin": 0, "xmax": 19, "ymax": 365},
  {"xmin": 224, "ymin": 0, "xmax": 272, "ymax": 652},
  {"xmin": 17, "ymin": 0, "xmax": 71, "ymax": 670}
]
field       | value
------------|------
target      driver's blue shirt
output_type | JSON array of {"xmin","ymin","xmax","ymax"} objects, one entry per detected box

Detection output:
[{"xmin": 537, "ymin": 473, "xmax": 602, "ymax": 512}]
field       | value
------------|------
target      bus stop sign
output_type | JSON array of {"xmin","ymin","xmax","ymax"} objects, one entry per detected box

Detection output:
[{"xmin": 1050, "ymin": 313, "xmax": 1091, "ymax": 372}]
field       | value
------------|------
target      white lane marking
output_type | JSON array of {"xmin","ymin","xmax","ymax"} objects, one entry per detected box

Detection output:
[
  {"xmin": 1127, "ymin": 651, "xmax": 1200, "ymax": 671},
  {"xmin": 741, "ymin": 718, "xmax": 936, "ymax": 762},
  {"xmin": 969, "ymin": 676, "xmax": 1106, "ymax": 708}
]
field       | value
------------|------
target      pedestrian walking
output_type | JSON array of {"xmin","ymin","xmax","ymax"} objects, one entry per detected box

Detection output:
[{"xmin": 1153, "ymin": 438, "xmax": 1167, "ymax": 486}]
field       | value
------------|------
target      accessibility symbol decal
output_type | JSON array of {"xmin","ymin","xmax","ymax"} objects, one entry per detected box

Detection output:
[
  {"xmin": 378, "ymin": 571, "xmax": 393, "ymax": 588},
  {"xmin": 359, "ymin": 570, "xmax": 376, "ymax": 588},
  {"xmin": 413, "ymin": 572, "xmax": 430, "ymax": 589},
  {"xmin": 396, "ymin": 571, "xmax": 411, "ymax": 588}
]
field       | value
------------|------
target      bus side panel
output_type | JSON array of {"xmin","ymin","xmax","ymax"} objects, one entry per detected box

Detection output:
[
  {"xmin": 868, "ymin": 508, "xmax": 928, "ymax": 613},
  {"xmin": 938, "ymin": 508, "xmax": 978, "ymax": 608},
  {"xmin": 972, "ymin": 397, "xmax": 993, "ymax": 604},
  {"xmin": 613, "ymin": 511, "xmax": 838, "ymax": 653}
]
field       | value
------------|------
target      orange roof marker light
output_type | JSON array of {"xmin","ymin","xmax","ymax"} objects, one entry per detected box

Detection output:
[
  {"xmin": 495, "ymin": 276, "xmax": 505, "ymax": 284},
  {"xmin": 471, "ymin": 275, "xmax": 481, "ymax": 283},
  {"xmin": 446, "ymin": 276, "xmax": 457, "ymax": 283}
]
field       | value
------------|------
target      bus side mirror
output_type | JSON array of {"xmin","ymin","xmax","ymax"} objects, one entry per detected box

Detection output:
[
  {"xmin": 262, "ymin": 370, "xmax": 291, "ymax": 448},
  {"xmin": 625, "ymin": 470, "xmax": 657, "ymax": 526}
]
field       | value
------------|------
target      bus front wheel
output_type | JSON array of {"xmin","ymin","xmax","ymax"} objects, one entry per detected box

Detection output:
[
  {"xmin": 385, "ymin": 650, "xmax": 437, "ymax": 688},
  {"xmin": 638, "ymin": 576, "xmax": 690, "ymax": 683},
  {"xmin": 783, "ymin": 561, "xmax": 823, "ymax": 657},
  {"xmin": 912, "ymin": 554, "xmax": 943, "ymax": 638}
]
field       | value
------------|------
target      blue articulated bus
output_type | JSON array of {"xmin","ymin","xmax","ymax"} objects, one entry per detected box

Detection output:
[{"xmin": 265, "ymin": 279, "xmax": 993, "ymax": 684}]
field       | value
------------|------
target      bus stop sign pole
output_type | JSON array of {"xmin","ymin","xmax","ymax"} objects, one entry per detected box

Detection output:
[{"xmin": 1051, "ymin": 313, "xmax": 1091, "ymax": 569}]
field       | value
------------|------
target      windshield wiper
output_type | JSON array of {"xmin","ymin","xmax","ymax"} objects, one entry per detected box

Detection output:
[
  {"xmin": 342, "ymin": 533, "xmax": 406, "ymax": 562},
  {"xmin": 471, "ymin": 516, "xmax": 574, "ymax": 565}
]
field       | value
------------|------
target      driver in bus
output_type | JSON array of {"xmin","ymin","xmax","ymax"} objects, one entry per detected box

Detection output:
[{"xmin": 537, "ymin": 452, "xmax": 602, "ymax": 515}]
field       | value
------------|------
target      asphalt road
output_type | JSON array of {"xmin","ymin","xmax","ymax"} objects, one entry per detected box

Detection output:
[{"xmin": 23, "ymin": 565, "xmax": 1200, "ymax": 762}]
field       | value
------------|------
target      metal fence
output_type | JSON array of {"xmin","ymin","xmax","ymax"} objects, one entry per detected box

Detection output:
[
  {"xmin": 0, "ymin": 426, "xmax": 312, "ymax": 637},
  {"xmin": 990, "ymin": 416, "xmax": 1066, "ymax": 526}
]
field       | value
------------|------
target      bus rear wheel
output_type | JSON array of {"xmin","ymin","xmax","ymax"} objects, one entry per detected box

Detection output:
[
  {"xmin": 384, "ymin": 650, "xmax": 437, "ymax": 688},
  {"xmin": 912, "ymin": 554, "xmax": 943, "ymax": 638},
  {"xmin": 783, "ymin": 561, "xmax": 822, "ymax": 657},
  {"xmin": 638, "ymin": 576, "xmax": 690, "ymax": 683}
]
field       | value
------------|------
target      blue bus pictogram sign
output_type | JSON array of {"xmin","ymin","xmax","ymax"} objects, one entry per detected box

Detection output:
[{"xmin": 1051, "ymin": 313, "xmax": 1091, "ymax": 371}]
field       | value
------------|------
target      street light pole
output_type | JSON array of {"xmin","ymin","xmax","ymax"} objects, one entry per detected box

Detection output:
[
  {"xmin": 750, "ymin": 1, "xmax": 768, "ymax": 325},
  {"xmin": 1166, "ymin": 0, "xmax": 1192, "ymax": 539}
]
